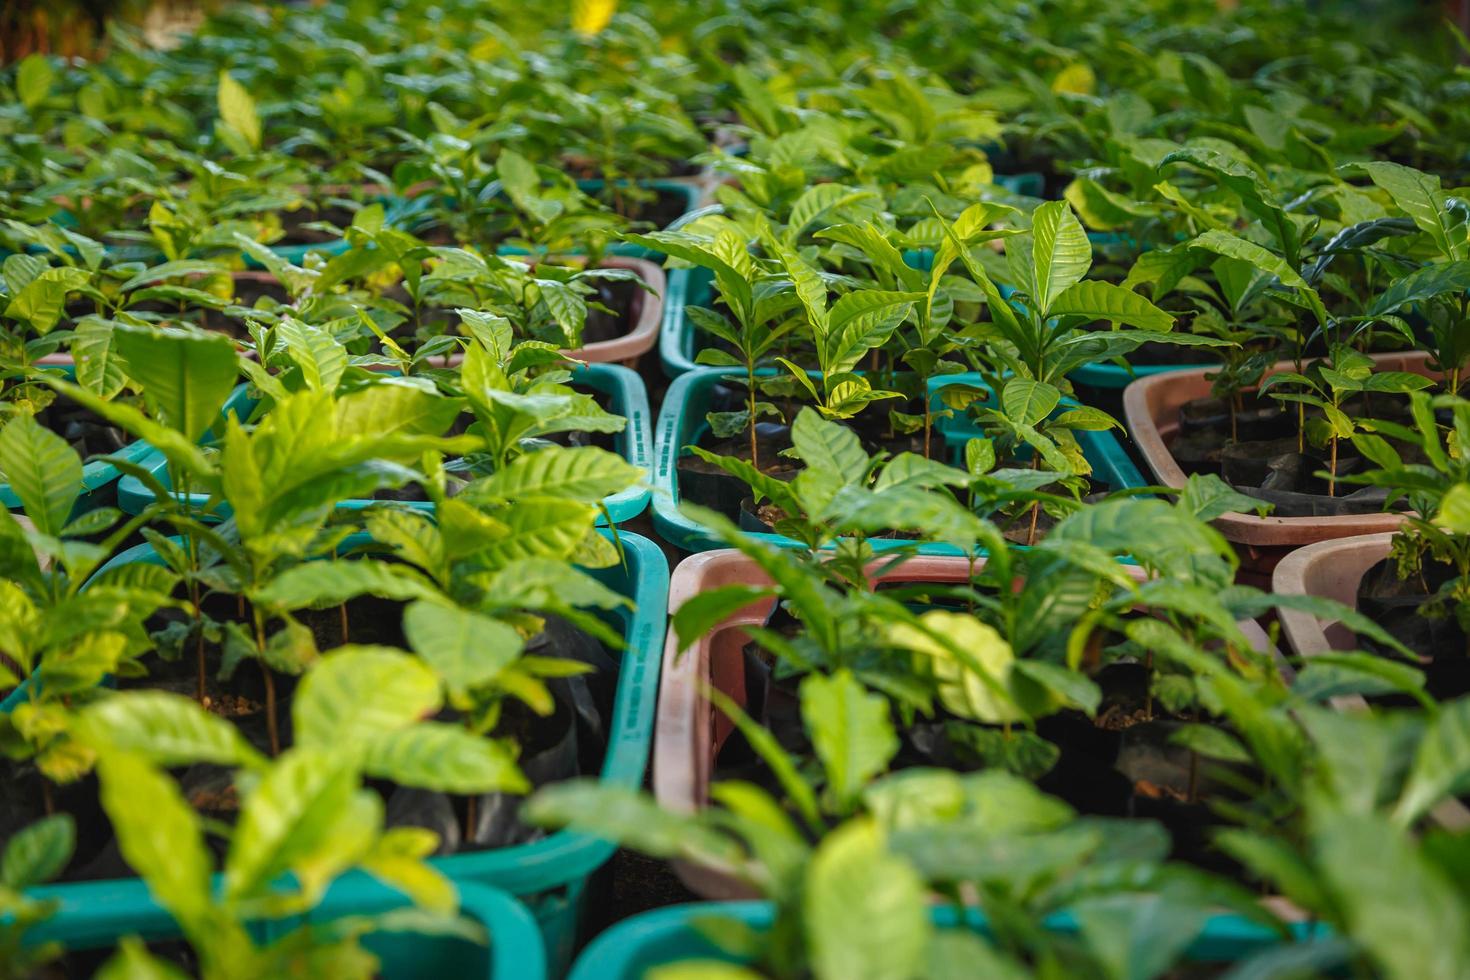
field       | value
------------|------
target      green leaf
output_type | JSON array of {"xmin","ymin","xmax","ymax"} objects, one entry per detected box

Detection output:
[
  {"xmin": 114, "ymin": 324, "xmax": 239, "ymax": 444},
  {"xmin": 1, "ymin": 813, "xmax": 73, "ymax": 889},
  {"xmin": 1027, "ymin": 199, "xmax": 1092, "ymax": 313},
  {"xmin": 1073, "ymin": 891, "xmax": 1211, "ymax": 980},
  {"xmin": 293, "ymin": 646, "xmax": 442, "ymax": 747},
  {"xmin": 402, "ymin": 600, "xmax": 524, "ymax": 696},
  {"xmin": 790, "ymin": 407, "xmax": 868, "ymax": 480},
  {"xmin": 801, "ymin": 670, "xmax": 898, "ymax": 812},
  {"xmin": 1314, "ymin": 809, "xmax": 1470, "ymax": 980},
  {"xmin": 1179, "ymin": 473, "xmax": 1273, "ymax": 520},
  {"xmin": 474, "ymin": 445, "xmax": 640, "ymax": 503},
  {"xmin": 96, "ymin": 936, "xmax": 196, "ymax": 980},
  {"xmin": 1048, "ymin": 280, "xmax": 1174, "ymax": 331},
  {"xmin": 277, "ymin": 317, "xmax": 347, "ymax": 392},
  {"xmin": 0, "ymin": 414, "xmax": 82, "ymax": 536},
  {"xmin": 804, "ymin": 819, "xmax": 930, "ymax": 980},
  {"xmin": 223, "ymin": 747, "xmax": 359, "ymax": 901},
  {"xmin": 4, "ymin": 267, "xmax": 89, "ymax": 334},
  {"xmin": 362, "ymin": 723, "xmax": 529, "ymax": 794},
  {"xmin": 252, "ymin": 560, "xmax": 441, "ymax": 610},
  {"xmin": 74, "ymin": 692, "xmax": 264, "ymax": 769},
  {"xmin": 1393, "ymin": 697, "xmax": 1470, "ymax": 826},
  {"xmin": 1001, "ymin": 378, "xmax": 1060, "ymax": 427},
  {"xmin": 1169, "ymin": 723, "xmax": 1251, "ymax": 763},
  {"xmin": 73, "ymin": 317, "xmax": 128, "ymax": 399},
  {"xmin": 671, "ymin": 585, "xmax": 774, "ymax": 654},
  {"xmin": 217, "ymin": 71, "xmax": 262, "ymax": 152},
  {"xmin": 96, "ymin": 752, "xmax": 211, "ymax": 934},
  {"xmin": 16, "ymin": 54, "xmax": 53, "ymax": 110},
  {"xmin": 1351, "ymin": 161, "xmax": 1467, "ymax": 261},
  {"xmin": 525, "ymin": 781, "xmax": 746, "ymax": 869},
  {"xmin": 1369, "ymin": 260, "xmax": 1470, "ymax": 317}
]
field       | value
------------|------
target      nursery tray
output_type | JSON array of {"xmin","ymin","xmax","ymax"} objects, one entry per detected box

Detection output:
[
  {"xmin": 653, "ymin": 549, "xmax": 1274, "ymax": 898},
  {"xmin": 2, "ymin": 528, "xmax": 667, "ymax": 974},
  {"xmin": 1122, "ymin": 351, "xmax": 1436, "ymax": 562},
  {"xmin": 116, "ymin": 364, "xmax": 654, "ymax": 525},
  {"xmin": 24, "ymin": 878, "xmax": 545, "ymax": 980},
  {"xmin": 651, "ymin": 368, "xmax": 1145, "ymax": 554},
  {"xmin": 566, "ymin": 900, "xmax": 1320, "ymax": 980}
]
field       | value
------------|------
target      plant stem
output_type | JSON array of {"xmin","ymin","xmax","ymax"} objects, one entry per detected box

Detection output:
[
  {"xmin": 40, "ymin": 778, "xmax": 53, "ymax": 816},
  {"xmin": 1025, "ymin": 455, "xmax": 1042, "ymax": 546},
  {"xmin": 747, "ymin": 364, "xmax": 759, "ymax": 471},
  {"xmin": 252, "ymin": 605, "xmax": 280, "ymax": 756},
  {"xmin": 464, "ymin": 793, "xmax": 479, "ymax": 842},
  {"xmin": 922, "ymin": 397, "xmax": 933, "ymax": 459},
  {"xmin": 262, "ymin": 663, "xmax": 279, "ymax": 757},
  {"xmin": 1328, "ymin": 436, "xmax": 1337, "ymax": 497}
]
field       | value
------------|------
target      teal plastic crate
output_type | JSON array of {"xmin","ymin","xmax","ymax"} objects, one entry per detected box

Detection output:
[
  {"xmin": 652, "ymin": 369, "xmax": 1146, "ymax": 553},
  {"xmin": 1, "ymin": 527, "xmax": 667, "ymax": 976},
  {"xmin": 116, "ymin": 364, "xmax": 654, "ymax": 525},
  {"xmin": 24, "ymin": 877, "xmax": 545, "ymax": 979},
  {"xmin": 567, "ymin": 901, "xmax": 1326, "ymax": 980}
]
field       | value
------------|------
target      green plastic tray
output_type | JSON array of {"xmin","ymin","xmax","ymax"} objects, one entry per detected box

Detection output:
[
  {"xmin": 3, "ymin": 528, "xmax": 667, "ymax": 975},
  {"xmin": 567, "ymin": 901, "xmax": 1327, "ymax": 980},
  {"xmin": 116, "ymin": 364, "xmax": 653, "ymax": 525},
  {"xmin": 652, "ymin": 368, "xmax": 1143, "ymax": 553},
  {"xmin": 24, "ymin": 877, "xmax": 545, "ymax": 979}
]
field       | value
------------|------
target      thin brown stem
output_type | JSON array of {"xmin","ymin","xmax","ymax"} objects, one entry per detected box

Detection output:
[
  {"xmin": 1328, "ymin": 436, "xmax": 1338, "ymax": 498},
  {"xmin": 1144, "ymin": 651, "xmax": 1155, "ymax": 721},
  {"xmin": 747, "ymin": 365, "xmax": 759, "ymax": 471},
  {"xmin": 464, "ymin": 793, "xmax": 479, "ymax": 842},
  {"xmin": 340, "ymin": 601, "xmax": 350, "ymax": 644},
  {"xmin": 41, "ymin": 778, "xmax": 54, "ymax": 816},
  {"xmin": 1025, "ymin": 455, "xmax": 1042, "ymax": 546},
  {"xmin": 262, "ymin": 663, "xmax": 280, "ymax": 757}
]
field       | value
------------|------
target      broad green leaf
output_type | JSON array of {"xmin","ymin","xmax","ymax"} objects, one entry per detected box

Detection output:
[
  {"xmin": 113, "ymin": 324, "xmax": 239, "ymax": 444},
  {"xmin": 1027, "ymin": 200, "xmax": 1091, "ymax": 313},
  {"xmin": 1351, "ymin": 161, "xmax": 1467, "ymax": 261},
  {"xmin": 96, "ymin": 752, "xmax": 211, "ymax": 934},
  {"xmin": 293, "ymin": 646, "xmax": 442, "ymax": 746},
  {"xmin": 4, "ymin": 267, "xmax": 90, "ymax": 334},
  {"xmin": 96, "ymin": 937, "xmax": 198, "ymax": 980},
  {"xmin": 217, "ymin": 71, "xmax": 261, "ymax": 152},
  {"xmin": 801, "ymin": 670, "xmax": 898, "ymax": 811},
  {"xmin": 0, "ymin": 813, "xmax": 73, "ymax": 889},
  {"xmin": 1073, "ymin": 891, "xmax": 1211, "ymax": 980},
  {"xmin": 1001, "ymin": 378, "xmax": 1060, "ymax": 427},
  {"xmin": 804, "ymin": 819, "xmax": 930, "ymax": 980},
  {"xmin": 1370, "ymin": 260, "xmax": 1470, "ymax": 316},
  {"xmin": 362, "ymin": 723, "xmax": 528, "ymax": 794},
  {"xmin": 0, "ymin": 414, "xmax": 81, "ymax": 536},
  {"xmin": 1048, "ymin": 280, "xmax": 1174, "ymax": 331},
  {"xmin": 790, "ymin": 407, "xmax": 867, "ymax": 481},
  {"xmin": 278, "ymin": 317, "xmax": 347, "ymax": 392},
  {"xmin": 473, "ymin": 445, "xmax": 640, "ymax": 503},
  {"xmin": 252, "ymin": 560, "xmax": 440, "ymax": 610},
  {"xmin": 525, "ymin": 781, "xmax": 747, "ymax": 869},
  {"xmin": 74, "ymin": 692, "xmax": 264, "ymax": 769},
  {"xmin": 224, "ymin": 747, "xmax": 359, "ymax": 900},
  {"xmin": 1314, "ymin": 809, "xmax": 1470, "ymax": 980},
  {"xmin": 73, "ymin": 317, "xmax": 128, "ymax": 399},
  {"xmin": 1393, "ymin": 697, "xmax": 1470, "ymax": 826},
  {"xmin": 402, "ymin": 600, "xmax": 524, "ymax": 696},
  {"xmin": 16, "ymin": 54, "xmax": 53, "ymax": 110},
  {"xmin": 1185, "ymin": 229, "xmax": 1326, "ymax": 324}
]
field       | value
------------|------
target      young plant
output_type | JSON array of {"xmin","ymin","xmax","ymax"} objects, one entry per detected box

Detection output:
[{"xmin": 1257, "ymin": 344, "xmax": 1433, "ymax": 496}]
